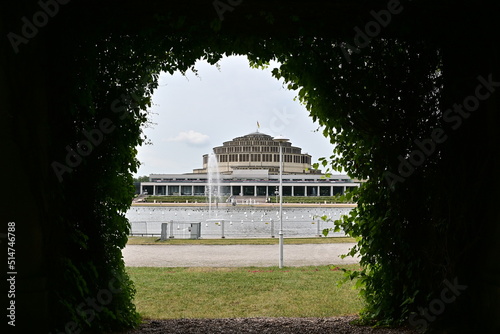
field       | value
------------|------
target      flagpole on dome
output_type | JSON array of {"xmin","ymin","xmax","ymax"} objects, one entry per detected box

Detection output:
[{"xmin": 256, "ymin": 121, "xmax": 260, "ymax": 133}]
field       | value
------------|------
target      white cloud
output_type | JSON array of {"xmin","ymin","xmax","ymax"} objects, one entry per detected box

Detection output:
[{"xmin": 167, "ymin": 130, "xmax": 210, "ymax": 145}]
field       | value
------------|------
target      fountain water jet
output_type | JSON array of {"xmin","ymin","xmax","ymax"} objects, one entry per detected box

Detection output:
[{"xmin": 206, "ymin": 151, "xmax": 222, "ymax": 219}]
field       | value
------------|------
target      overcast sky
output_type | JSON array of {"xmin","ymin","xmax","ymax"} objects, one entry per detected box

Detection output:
[{"xmin": 134, "ymin": 55, "xmax": 335, "ymax": 176}]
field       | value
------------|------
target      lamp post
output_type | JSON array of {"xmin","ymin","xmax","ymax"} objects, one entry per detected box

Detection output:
[{"xmin": 274, "ymin": 135, "xmax": 289, "ymax": 268}]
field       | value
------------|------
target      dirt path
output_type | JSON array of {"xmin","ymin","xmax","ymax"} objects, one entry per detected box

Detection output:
[
  {"xmin": 122, "ymin": 243, "xmax": 359, "ymax": 267},
  {"xmin": 122, "ymin": 317, "xmax": 417, "ymax": 333}
]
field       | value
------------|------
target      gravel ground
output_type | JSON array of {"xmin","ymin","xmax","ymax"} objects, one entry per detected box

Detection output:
[
  {"xmin": 124, "ymin": 316, "xmax": 418, "ymax": 334},
  {"xmin": 122, "ymin": 243, "xmax": 359, "ymax": 267}
]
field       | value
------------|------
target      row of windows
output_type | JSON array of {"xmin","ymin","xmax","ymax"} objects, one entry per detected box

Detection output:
[
  {"xmin": 144, "ymin": 185, "xmax": 353, "ymax": 197},
  {"xmin": 214, "ymin": 146, "xmax": 301, "ymax": 154},
  {"xmin": 149, "ymin": 177, "xmax": 349, "ymax": 182},
  {"xmin": 208, "ymin": 154, "xmax": 311, "ymax": 164},
  {"xmin": 226, "ymin": 140, "xmax": 290, "ymax": 147},
  {"xmin": 231, "ymin": 140, "xmax": 273, "ymax": 146}
]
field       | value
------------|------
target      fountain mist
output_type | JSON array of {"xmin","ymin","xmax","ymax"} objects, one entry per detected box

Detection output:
[{"xmin": 207, "ymin": 151, "xmax": 221, "ymax": 218}]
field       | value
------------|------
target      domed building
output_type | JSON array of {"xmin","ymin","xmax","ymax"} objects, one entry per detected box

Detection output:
[
  {"xmin": 193, "ymin": 132, "xmax": 318, "ymax": 175},
  {"xmin": 140, "ymin": 132, "xmax": 359, "ymax": 199}
]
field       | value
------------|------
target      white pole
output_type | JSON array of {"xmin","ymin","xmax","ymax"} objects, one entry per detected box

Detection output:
[
  {"xmin": 274, "ymin": 135, "xmax": 288, "ymax": 269},
  {"xmin": 279, "ymin": 141, "xmax": 284, "ymax": 268}
]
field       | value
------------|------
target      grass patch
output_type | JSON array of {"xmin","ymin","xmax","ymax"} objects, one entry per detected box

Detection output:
[
  {"xmin": 127, "ymin": 265, "xmax": 363, "ymax": 319},
  {"xmin": 127, "ymin": 236, "xmax": 356, "ymax": 245},
  {"xmin": 139, "ymin": 195, "xmax": 354, "ymax": 204}
]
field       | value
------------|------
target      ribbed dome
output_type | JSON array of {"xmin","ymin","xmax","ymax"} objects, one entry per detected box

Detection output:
[
  {"xmin": 231, "ymin": 132, "xmax": 274, "ymax": 142},
  {"xmin": 195, "ymin": 132, "xmax": 316, "ymax": 175}
]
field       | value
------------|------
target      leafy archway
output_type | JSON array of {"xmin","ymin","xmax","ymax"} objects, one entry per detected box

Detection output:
[{"xmin": 2, "ymin": 1, "xmax": 499, "ymax": 333}]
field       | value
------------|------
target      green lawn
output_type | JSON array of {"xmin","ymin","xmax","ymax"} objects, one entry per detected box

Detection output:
[
  {"xmin": 127, "ymin": 236, "xmax": 357, "ymax": 245},
  {"xmin": 140, "ymin": 195, "xmax": 210, "ymax": 203},
  {"xmin": 138, "ymin": 195, "xmax": 354, "ymax": 204},
  {"xmin": 127, "ymin": 265, "xmax": 363, "ymax": 319}
]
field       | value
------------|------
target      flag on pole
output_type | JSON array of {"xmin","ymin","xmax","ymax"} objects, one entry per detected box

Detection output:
[{"xmin": 257, "ymin": 121, "xmax": 260, "ymax": 131}]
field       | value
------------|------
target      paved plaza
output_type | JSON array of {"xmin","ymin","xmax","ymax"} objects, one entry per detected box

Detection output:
[{"xmin": 123, "ymin": 243, "xmax": 359, "ymax": 267}]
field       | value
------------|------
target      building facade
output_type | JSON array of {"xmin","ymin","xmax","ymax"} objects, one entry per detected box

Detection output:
[
  {"xmin": 140, "ymin": 132, "xmax": 360, "ymax": 197},
  {"xmin": 193, "ymin": 132, "xmax": 318, "ymax": 175}
]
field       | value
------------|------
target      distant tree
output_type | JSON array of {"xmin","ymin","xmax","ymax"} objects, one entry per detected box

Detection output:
[{"xmin": 133, "ymin": 175, "xmax": 149, "ymax": 183}]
